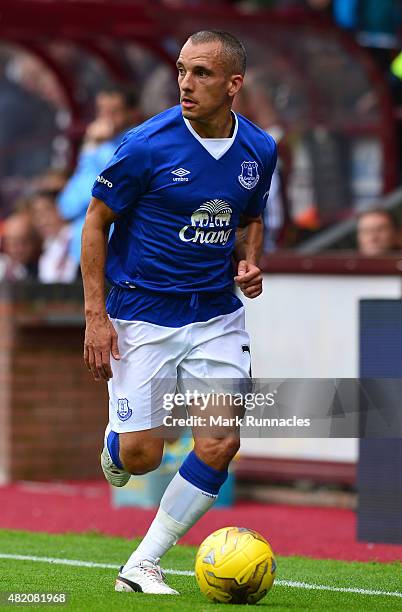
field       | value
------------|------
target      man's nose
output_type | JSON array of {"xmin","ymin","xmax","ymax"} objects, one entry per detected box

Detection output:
[{"xmin": 180, "ymin": 72, "xmax": 194, "ymax": 91}]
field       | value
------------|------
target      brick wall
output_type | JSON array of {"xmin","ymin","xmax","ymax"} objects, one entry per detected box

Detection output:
[{"xmin": 0, "ymin": 282, "xmax": 107, "ymax": 482}]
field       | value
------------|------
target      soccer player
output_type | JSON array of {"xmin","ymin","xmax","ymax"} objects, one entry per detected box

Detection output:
[{"xmin": 81, "ymin": 30, "xmax": 277, "ymax": 595}]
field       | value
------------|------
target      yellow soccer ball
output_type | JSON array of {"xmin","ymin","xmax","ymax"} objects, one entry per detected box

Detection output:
[{"xmin": 195, "ymin": 526, "xmax": 276, "ymax": 604}]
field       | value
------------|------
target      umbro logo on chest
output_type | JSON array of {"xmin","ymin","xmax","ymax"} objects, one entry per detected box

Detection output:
[{"xmin": 171, "ymin": 167, "xmax": 190, "ymax": 182}]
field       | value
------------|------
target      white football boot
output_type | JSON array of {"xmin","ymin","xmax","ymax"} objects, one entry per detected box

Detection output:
[
  {"xmin": 100, "ymin": 443, "xmax": 131, "ymax": 487},
  {"xmin": 115, "ymin": 559, "xmax": 179, "ymax": 595}
]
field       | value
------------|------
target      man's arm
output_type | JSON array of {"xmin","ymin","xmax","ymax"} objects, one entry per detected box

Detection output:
[
  {"xmin": 233, "ymin": 214, "xmax": 264, "ymax": 299},
  {"xmin": 81, "ymin": 196, "xmax": 119, "ymax": 381}
]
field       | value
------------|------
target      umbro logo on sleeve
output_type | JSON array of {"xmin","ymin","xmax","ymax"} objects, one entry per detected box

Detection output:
[{"xmin": 96, "ymin": 175, "xmax": 113, "ymax": 188}]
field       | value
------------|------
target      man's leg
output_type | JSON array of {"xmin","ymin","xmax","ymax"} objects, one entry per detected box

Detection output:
[
  {"xmin": 120, "ymin": 430, "xmax": 165, "ymax": 474},
  {"xmin": 101, "ymin": 316, "xmax": 185, "ymax": 594},
  {"xmin": 102, "ymin": 415, "xmax": 167, "ymax": 487},
  {"xmin": 122, "ymin": 435, "xmax": 239, "ymax": 572},
  {"xmin": 116, "ymin": 309, "xmax": 249, "ymax": 594},
  {"xmin": 122, "ymin": 308, "xmax": 250, "ymax": 571},
  {"xmin": 103, "ymin": 427, "xmax": 183, "ymax": 595},
  {"xmin": 102, "ymin": 316, "xmax": 180, "ymax": 486}
]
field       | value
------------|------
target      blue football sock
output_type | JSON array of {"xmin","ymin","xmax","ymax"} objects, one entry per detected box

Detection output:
[
  {"xmin": 106, "ymin": 430, "xmax": 123, "ymax": 470},
  {"xmin": 124, "ymin": 450, "xmax": 228, "ymax": 568},
  {"xmin": 179, "ymin": 449, "xmax": 228, "ymax": 495}
]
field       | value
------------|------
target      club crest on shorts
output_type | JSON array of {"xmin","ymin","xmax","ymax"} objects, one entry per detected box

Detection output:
[
  {"xmin": 238, "ymin": 160, "xmax": 259, "ymax": 190},
  {"xmin": 117, "ymin": 398, "xmax": 132, "ymax": 421}
]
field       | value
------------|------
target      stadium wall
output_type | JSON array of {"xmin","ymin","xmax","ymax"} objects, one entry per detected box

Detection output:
[
  {"xmin": 1, "ymin": 272, "xmax": 401, "ymax": 483},
  {"xmin": 0, "ymin": 283, "xmax": 106, "ymax": 483},
  {"xmin": 240, "ymin": 272, "xmax": 402, "ymax": 468}
]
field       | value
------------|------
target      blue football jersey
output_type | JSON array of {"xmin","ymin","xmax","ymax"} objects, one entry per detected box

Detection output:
[{"xmin": 92, "ymin": 105, "xmax": 277, "ymax": 297}]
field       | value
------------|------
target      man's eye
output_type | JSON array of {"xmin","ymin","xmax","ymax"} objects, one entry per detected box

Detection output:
[{"xmin": 178, "ymin": 68, "xmax": 185, "ymax": 76}]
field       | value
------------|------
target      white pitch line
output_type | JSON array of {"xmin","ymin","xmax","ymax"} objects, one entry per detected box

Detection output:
[
  {"xmin": 0, "ymin": 553, "xmax": 401, "ymax": 599},
  {"xmin": 275, "ymin": 579, "xmax": 402, "ymax": 598},
  {"xmin": 0, "ymin": 554, "xmax": 193, "ymax": 576}
]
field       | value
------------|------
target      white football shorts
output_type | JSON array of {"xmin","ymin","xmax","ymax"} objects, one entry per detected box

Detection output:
[{"xmin": 107, "ymin": 307, "xmax": 251, "ymax": 433}]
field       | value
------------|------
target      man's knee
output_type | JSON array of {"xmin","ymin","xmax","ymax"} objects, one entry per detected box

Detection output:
[
  {"xmin": 119, "ymin": 433, "xmax": 164, "ymax": 475},
  {"xmin": 194, "ymin": 436, "xmax": 240, "ymax": 471}
]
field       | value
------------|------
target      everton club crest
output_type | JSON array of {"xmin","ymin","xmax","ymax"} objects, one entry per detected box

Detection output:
[
  {"xmin": 117, "ymin": 398, "xmax": 132, "ymax": 421},
  {"xmin": 238, "ymin": 160, "xmax": 260, "ymax": 190}
]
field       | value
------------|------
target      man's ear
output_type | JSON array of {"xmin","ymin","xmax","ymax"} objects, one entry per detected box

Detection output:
[{"xmin": 228, "ymin": 75, "xmax": 244, "ymax": 99}]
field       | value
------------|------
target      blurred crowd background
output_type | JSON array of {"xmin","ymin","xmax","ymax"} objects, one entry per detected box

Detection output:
[
  {"xmin": 2, "ymin": 1, "xmax": 402, "ymax": 519},
  {"xmin": 1, "ymin": 0, "xmax": 402, "ymax": 284}
]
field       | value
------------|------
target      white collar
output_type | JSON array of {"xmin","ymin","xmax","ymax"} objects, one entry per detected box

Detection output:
[{"xmin": 183, "ymin": 112, "xmax": 238, "ymax": 160}]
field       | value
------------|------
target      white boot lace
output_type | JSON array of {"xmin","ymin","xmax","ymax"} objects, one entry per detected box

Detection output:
[{"xmin": 138, "ymin": 558, "xmax": 165, "ymax": 582}]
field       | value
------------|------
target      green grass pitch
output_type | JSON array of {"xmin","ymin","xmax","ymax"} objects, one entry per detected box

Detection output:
[{"xmin": 0, "ymin": 530, "xmax": 401, "ymax": 610}]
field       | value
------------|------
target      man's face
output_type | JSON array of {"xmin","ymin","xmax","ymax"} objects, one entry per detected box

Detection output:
[
  {"xmin": 31, "ymin": 196, "xmax": 62, "ymax": 240},
  {"xmin": 2, "ymin": 216, "xmax": 38, "ymax": 265},
  {"xmin": 357, "ymin": 213, "xmax": 397, "ymax": 256},
  {"xmin": 177, "ymin": 40, "xmax": 241, "ymax": 122},
  {"xmin": 95, "ymin": 92, "xmax": 134, "ymax": 134}
]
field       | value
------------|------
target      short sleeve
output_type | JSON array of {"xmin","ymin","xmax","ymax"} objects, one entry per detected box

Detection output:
[
  {"xmin": 243, "ymin": 134, "xmax": 277, "ymax": 218},
  {"xmin": 91, "ymin": 130, "xmax": 152, "ymax": 214}
]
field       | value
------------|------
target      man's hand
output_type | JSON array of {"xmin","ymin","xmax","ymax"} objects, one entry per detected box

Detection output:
[
  {"xmin": 84, "ymin": 314, "xmax": 120, "ymax": 381},
  {"xmin": 234, "ymin": 259, "xmax": 263, "ymax": 298}
]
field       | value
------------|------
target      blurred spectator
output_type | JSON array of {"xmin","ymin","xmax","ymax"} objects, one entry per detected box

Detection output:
[
  {"xmin": 388, "ymin": 52, "xmax": 402, "ymax": 183},
  {"xmin": 140, "ymin": 65, "xmax": 180, "ymax": 117},
  {"xmin": 48, "ymin": 42, "xmax": 116, "ymax": 121},
  {"xmin": 0, "ymin": 56, "xmax": 58, "ymax": 181},
  {"xmin": 30, "ymin": 193, "xmax": 79, "ymax": 283},
  {"xmin": 333, "ymin": 0, "xmax": 358, "ymax": 29},
  {"xmin": 303, "ymin": 0, "xmax": 332, "ymax": 14},
  {"xmin": 355, "ymin": 1, "xmax": 401, "ymax": 68},
  {"xmin": 31, "ymin": 168, "xmax": 69, "ymax": 200},
  {"xmin": 233, "ymin": 75, "xmax": 289, "ymax": 251},
  {"xmin": 333, "ymin": 0, "xmax": 402, "ymax": 71},
  {"xmin": 0, "ymin": 213, "xmax": 40, "ymax": 280},
  {"xmin": 58, "ymin": 86, "xmax": 142, "ymax": 264},
  {"xmin": 357, "ymin": 209, "xmax": 400, "ymax": 256}
]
